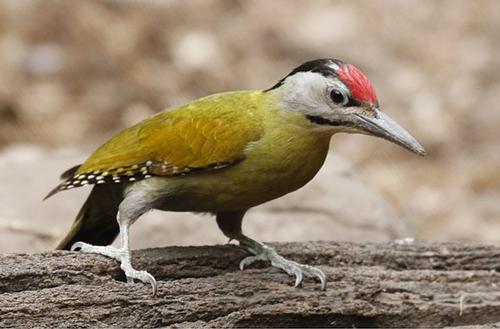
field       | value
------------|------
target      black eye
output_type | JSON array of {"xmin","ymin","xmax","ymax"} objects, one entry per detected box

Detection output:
[{"xmin": 330, "ymin": 89, "xmax": 348, "ymax": 106}]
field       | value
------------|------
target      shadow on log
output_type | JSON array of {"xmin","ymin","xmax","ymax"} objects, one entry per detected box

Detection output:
[{"xmin": 1, "ymin": 241, "xmax": 500, "ymax": 328}]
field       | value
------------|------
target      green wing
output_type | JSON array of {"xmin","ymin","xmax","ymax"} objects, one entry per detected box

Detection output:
[{"xmin": 46, "ymin": 91, "xmax": 264, "ymax": 198}]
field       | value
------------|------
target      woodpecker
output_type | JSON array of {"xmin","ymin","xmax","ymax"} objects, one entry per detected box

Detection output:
[{"xmin": 46, "ymin": 58, "xmax": 425, "ymax": 295}]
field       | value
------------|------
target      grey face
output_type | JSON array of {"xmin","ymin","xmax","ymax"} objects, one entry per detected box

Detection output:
[{"xmin": 271, "ymin": 59, "xmax": 426, "ymax": 156}]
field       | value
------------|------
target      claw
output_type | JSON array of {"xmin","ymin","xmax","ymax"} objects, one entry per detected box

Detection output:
[
  {"xmin": 70, "ymin": 241, "xmax": 86, "ymax": 251},
  {"xmin": 310, "ymin": 266, "xmax": 327, "ymax": 290},
  {"xmin": 124, "ymin": 270, "xmax": 158, "ymax": 295},
  {"xmin": 239, "ymin": 255, "xmax": 260, "ymax": 270},
  {"xmin": 129, "ymin": 271, "xmax": 158, "ymax": 297},
  {"xmin": 71, "ymin": 240, "xmax": 158, "ymax": 295},
  {"xmin": 121, "ymin": 264, "xmax": 158, "ymax": 296},
  {"xmin": 238, "ymin": 241, "xmax": 327, "ymax": 289},
  {"xmin": 239, "ymin": 258, "xmax": 249, "ymax": 271},
  {"xmin": 293, "ymin": 269, "xmax": 303, "ymax": 288},
  {"xmin": 146, "ymin": 272, "xmax": 158, "ymax": 296}
]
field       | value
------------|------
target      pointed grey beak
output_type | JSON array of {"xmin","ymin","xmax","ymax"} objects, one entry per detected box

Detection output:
[{"xmin": 355, "ymin": 108, "xmax": 426, "ymax": 156}]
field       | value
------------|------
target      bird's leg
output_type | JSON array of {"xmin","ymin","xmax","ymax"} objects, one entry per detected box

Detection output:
[
  {"xmin": 118, "ymin": 219, "xmax": 157, "ymax": 292},
  {"xmin": 216, "ymin": 211, "xmax": 326, "ymax": 289},
  {"xmin": 71, "ymin": 207, "xmax": 157, "ymax": 295}
]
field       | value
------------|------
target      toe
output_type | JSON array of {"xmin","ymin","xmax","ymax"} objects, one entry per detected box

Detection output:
[
  {"xmin": 144, "ymin": 271, "xmax": 158, "ymax": 296},
  {"xmin": 70, "ymin": 241, "xmax": 88, "ymax": 251},
  {"xmin": 300, "ymin": 265, "xmax": 327, "ymax": 289},
  {"xmin": 293, "ymin": 268, "xmax": 304, "ymax": 287},
  {"xmin": 124, "ymin": 269, "xmax": 158, "ymax": 296},
  {"xmin": 237, "ymin": 239, "xmax": 327, "ymax": 290},
  {"xmin": 319, "ymin": 273, "xmax": 327, "ymax": 290},
  {"xmin": 310, "ymin": 268, "xmax": 327, "ymax": 290},
  {"xmin": 239, "ymin": 255, "xmax": 257, "ymax": 270}
]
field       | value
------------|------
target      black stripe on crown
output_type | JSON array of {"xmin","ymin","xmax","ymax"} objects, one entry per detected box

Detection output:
[{"xmin": 265, "ymin": 58, "xmax": 344, "ymax": 92}]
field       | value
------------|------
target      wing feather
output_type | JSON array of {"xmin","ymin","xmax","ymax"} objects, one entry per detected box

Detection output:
[{"xmin": 45, "ymin": 91, "xmax": 263, "ymax": 198}]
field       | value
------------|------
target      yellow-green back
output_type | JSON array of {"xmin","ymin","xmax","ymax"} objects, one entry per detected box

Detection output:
[{"xmin": 77, "ymin": 91, "xmax": 265, "ymax": 177}]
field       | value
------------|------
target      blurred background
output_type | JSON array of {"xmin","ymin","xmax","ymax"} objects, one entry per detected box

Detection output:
[{"xmin": 1, "ymin": 0, "xmax": 499, "ymax": 253}]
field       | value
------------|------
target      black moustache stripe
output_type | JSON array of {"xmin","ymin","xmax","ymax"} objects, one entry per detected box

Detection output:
[{"xmin": 306, "ymin": 115, "xmax": 356, "ymax": 127}]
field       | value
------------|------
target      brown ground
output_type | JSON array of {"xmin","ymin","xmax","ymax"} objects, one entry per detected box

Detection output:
[{"xmin": 0, "ymin": 0, "xmax": 499, "ymax": 252}]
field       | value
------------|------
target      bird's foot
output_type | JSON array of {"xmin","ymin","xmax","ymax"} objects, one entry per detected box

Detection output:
[
  {"xmin": 71, "ymin": 241, "xmax": 157, "ymax": 295},
  {"xmin": 238, "ymin": 238, "xmax": 326, "ymax": 289},
  {"xmin": 70, "ymin": 241, "xmax": 122, "ymax": 260}
]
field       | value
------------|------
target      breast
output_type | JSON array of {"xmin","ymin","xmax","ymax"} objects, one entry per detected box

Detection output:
[
  {"xmin": 150, "ymin": 121, "xmax": 332, "ymax": 212},
  {"xmin": 218, "ymin": 127, "xmax": 331, "ymax": 208}
]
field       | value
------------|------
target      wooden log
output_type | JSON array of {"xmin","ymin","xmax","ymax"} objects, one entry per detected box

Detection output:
[{"xmin": 1, "ymin": 241, "xmax": 500, "ymax": 328}]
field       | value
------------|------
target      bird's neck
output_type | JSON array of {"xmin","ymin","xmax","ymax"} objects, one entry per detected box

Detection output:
[{"xmin": 237, "ymin": 91, "xmax": 332, "ymax": 194}]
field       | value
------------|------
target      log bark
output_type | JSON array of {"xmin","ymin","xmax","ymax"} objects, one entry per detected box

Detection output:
[{"xmin": 1, "ymin": 241, "xmax": 500, "ymax": 328}]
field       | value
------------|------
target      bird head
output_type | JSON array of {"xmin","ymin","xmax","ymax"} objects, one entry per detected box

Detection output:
[{"xmin": 269, "ymin": 58, "xmax": 425, "ymax": 156}]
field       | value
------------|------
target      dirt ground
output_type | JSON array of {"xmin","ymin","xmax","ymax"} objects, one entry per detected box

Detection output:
[{"xmin": 0, "ymin": 0, "xmax": 499, "ymax": 253}]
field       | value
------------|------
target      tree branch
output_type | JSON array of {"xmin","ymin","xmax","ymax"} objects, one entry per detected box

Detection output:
[{"xmin": 1, "ymin": 241, "xmax": 500, "ymax": 328}]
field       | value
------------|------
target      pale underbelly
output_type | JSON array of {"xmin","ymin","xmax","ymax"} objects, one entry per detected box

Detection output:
[{"xmin": 129, "ymin": 152, "xmax": 328, "ymax": 212}]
